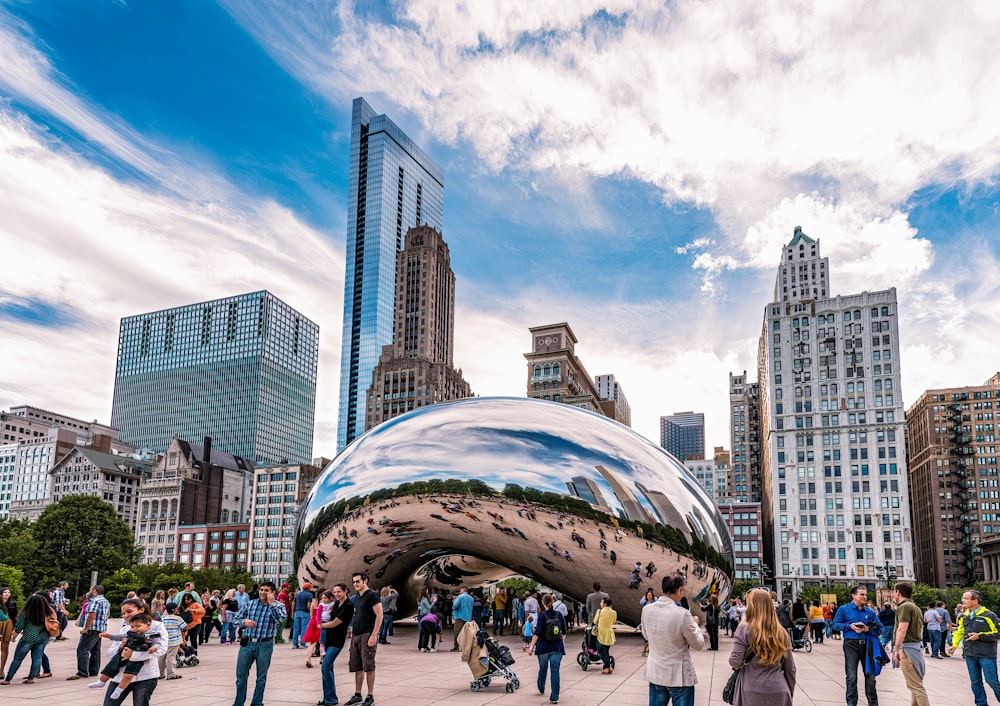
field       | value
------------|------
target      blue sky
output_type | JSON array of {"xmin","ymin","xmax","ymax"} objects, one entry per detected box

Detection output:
[{"xmin": 1, "ymin": 0, "xmax": 999, "ymax": 455}]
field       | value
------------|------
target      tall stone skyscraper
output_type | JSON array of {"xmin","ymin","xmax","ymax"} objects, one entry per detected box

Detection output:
[
  {"xmin": 338, "ymin": 98, "xmax": 444, "ymax": 450},
  {"xmin": 110, "ymin": 291, "xmax": 318, "ymax": 465},
  {"xmin": 756, "ymin": 227, "xmax": 912, "ymax": 597},
  {"xmin": 364, "ymin": 226, "xmax": 471, "ymax": 430}
]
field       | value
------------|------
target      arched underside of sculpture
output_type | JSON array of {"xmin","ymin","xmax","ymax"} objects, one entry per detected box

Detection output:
[{"xmin": 296, "ymin": 398, "xmax": 733, "ymax": 627}]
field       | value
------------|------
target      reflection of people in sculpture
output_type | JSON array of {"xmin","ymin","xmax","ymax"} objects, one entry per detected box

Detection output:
[{"xmin": 646, "ymin": 561, "xmax": 657, "ymax": 577}]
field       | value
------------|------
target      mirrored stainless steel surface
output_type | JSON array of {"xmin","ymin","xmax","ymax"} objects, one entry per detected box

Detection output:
[{"xmin": 296, "ymin": 397, "xmax": 733, "ymax": 625}]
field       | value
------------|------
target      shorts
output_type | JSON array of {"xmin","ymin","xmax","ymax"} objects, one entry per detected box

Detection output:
[{"xmin": 349, "ymin": 631, "xmax": 377, "ymax": 673}]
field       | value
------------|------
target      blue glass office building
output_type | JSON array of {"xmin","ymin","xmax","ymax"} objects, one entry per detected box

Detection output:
[
  {"xmin": 337, "ymin": 97, "xmax": 444, "ymax": 450},
  {"xmin": 111, "ymin": 291, "xmax": 319, "ymax": 464}
]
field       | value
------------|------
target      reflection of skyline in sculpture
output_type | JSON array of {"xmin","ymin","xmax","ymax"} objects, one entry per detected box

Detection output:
[
  {"xmin": 594, "ymin": 464, "xmax": 655, "ymax": 523},
  {"xmin": 567, "ymin": 476, "xmax": 609, "ymax": 510},
  {"xmin": 296, "ymin": 397, "xmax": 733, "ymax": 626}
]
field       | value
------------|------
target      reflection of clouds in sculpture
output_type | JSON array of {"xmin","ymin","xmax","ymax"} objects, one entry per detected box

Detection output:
[{"xmin": 297, "ymin": 397, "xmax": 733, "ymax": 625}]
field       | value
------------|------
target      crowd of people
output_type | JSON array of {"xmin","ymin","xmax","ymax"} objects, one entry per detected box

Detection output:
[{"xmin": 2, "ymin": 573, "xmax": 999, "ymax": 706}]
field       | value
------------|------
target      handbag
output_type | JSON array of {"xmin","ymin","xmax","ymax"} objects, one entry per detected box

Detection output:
[
  {"xmin": 722, "ymin": 650, "xmax": 753, "ymax": 704},
  {"xmin": 44, "ymin": 610, "xmax": 61, "ymax": 637}
]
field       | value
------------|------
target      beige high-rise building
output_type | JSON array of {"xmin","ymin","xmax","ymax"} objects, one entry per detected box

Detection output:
[
  {"xmin": 525, "ymin": 323, "xmax": 601, "ymax": 411},
  {"xmin": 905, "ymin": 372, "xmax": 1000, "ymax": 586},
  {"xmin": 756, "ymin": 227, "xmax": 912, "ymax": 598},
  {"xmin": 365, "ymin": 225, "xmax": 472, "ymax": 431}
]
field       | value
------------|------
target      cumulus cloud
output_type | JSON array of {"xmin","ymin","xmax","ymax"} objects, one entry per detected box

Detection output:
[{"xmin": 0, "ymin": 110, "xmax": 346, "ymax": 444}]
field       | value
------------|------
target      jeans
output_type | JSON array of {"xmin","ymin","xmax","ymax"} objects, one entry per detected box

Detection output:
[
  {"xmin": 493, "ymin": 608, "xmax": 506, "ymax": 635},
  {"xmin": 844, "ymin": 639, "xmax": 878, "ymax": 706},
  {"xmin": 102, "ymin": 677, "xmax": 157, "ymax": 706},
  {"xmin": 927, "ymin": 630, "xmax": 943, "ymax": 657},
  {"xmin": 597, "ymin": 642, "xmax": 612, "ymax": 669},
  {"xmin": 292, "ymin": 611, "xmax": 310, "ymax": 647},
  {"xmin": 234, "ymin": 640, "xmax": 274, "ymax": 706},
  {"xmin": 221, "ymin": 621, "xmax": 237, "ymax": 643},
  {"xmin": 536, "ymin": 651, "xmax": 562, "ymax": 702},
  {"xmin": 965, "ymin": 654, "xmax": 1000, "ymax": 706},
  {"xmin": 77, "ymin": 629, "xmax": 103, "ymax": 676},
  {"xmin": 379, "ymin": 613, "xmax": 394, "ymax": 643},
  {"xmin": 826, "ymin": 618, "xmax": 834, "ymax": 638},
  {"xmin": 4, "ymin": 639, "xmax": 46, "ymax": 680},
  {"xmin": 648, "ymin": 683, "xmax": 694, "ymax": 706},
  {"xmin": 320, "ymin": 645, "xmax": 342, "ymax": 703}
]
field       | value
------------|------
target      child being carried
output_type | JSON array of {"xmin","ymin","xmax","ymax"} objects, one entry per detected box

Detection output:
[{"xmin": 89, "ymin": 612, "xmax": 160, "ymax": 699}]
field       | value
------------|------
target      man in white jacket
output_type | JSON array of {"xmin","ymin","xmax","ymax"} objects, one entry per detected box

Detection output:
[{"xmin": 640, "ymin": 573, "xmax": 704, "ymax": 706}]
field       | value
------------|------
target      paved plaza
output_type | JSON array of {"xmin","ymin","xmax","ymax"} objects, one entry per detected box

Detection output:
[{"xmin": 0, "ymin": 620, "xmax": 979, "ymax": 705}]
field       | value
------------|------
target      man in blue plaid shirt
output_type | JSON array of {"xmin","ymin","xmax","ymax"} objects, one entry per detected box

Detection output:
[
  {"xmin": 232, "ymin": 581, "xmax": 287, "ymax": 706},
  {"xmin": 53, "ymin": 581, "xmax": 69, "ymax": 640},
  {"xmin": 68, "ymin": 584, "xmax": 110, "ymax": 680}
]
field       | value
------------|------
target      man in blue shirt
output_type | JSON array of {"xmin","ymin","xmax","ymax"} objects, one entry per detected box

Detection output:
[
  {"xmin": 231, "ymin": 581, "xmax": 286, "ymax": 706},
  {"xmin": 68, "ymin": 584, "xmax": 110, "ymax": 680},
  {"xmin": 833, "ymin": 585, "xmax": 884, "ymax": 706},
  {"xmin": 451, "ymin": 587, "xmax": 474, "ymax": 652},
  {"xmin": 291, "ymin": 583, "xmax": 315, "ymax": 649}
]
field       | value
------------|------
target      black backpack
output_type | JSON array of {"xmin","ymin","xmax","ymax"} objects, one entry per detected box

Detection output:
[{"xmin": 542, "ymin": 610, "xmax": 562, "ymax": 642}]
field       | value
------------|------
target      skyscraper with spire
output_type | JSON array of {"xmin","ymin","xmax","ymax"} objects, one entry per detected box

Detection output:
[{"xmin": 337, "ymin": 98, "xmax": 444, "ymax": 450}]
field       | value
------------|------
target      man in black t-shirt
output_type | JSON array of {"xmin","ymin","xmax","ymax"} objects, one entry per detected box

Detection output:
[
  {"xmin": 319, "ymin": 583, "xmax": 355, "ymax": 706},
  {"xmin": 345, "ymin": 572, "xmax": 383, "ymax": 706}
]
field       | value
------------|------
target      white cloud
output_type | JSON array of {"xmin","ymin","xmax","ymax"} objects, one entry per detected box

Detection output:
[{"xmin": 0, "ymin": 109, "xmax": 346, "ymax": 451}]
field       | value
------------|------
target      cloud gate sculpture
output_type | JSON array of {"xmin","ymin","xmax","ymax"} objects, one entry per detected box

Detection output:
[{"xmin": 296, "ymin": 397, "xmax": 733, "ymax": 626}]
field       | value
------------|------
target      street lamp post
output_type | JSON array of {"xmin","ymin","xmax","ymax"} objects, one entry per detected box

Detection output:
[{"xmin": 874, "ymin": 561, "xmax": 897, "ymax": 589}]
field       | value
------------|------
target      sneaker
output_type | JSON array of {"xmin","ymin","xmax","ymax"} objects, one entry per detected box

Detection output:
[
  {"xmin": 363, "ymin": 696, "xmax": 374, "ymax": 706},
  {"xmin": 419, "ymin": 648, "xmax": 426, "ymax": 652},
  {"xmin": 428, "ymin": 648, "xmax": 436, "ymax": 653},
  {"xmin": 344, "ymin": 695, "xmax": 363, "ymax": 706}
]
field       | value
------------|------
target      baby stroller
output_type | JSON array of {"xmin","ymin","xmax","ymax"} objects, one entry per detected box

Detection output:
[
  {"xmin": 175, "ymin": 643, "xmax": 200, "ymax": 668},
  {"xmin": 469, "ymin": 630, "xmax": 520, "ymax": 693},
  {"xmin": 576, "ymin": 629, "xmax": 615, "ymax": 671},
  {"xmin": 790, "ymin": 618, "xmax": 812, "ymax": 652}
]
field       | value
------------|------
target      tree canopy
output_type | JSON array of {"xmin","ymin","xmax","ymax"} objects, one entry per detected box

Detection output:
[{"xmin": 30, "ymin": 495, "xmax": 142, "ymax": 595}]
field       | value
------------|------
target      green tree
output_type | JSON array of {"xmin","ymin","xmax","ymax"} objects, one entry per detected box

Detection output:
[
  {"xmin": 497, "ymin": 577, "xmax": 538, "ymax": 596},
  {"xmin": 0, "ymin": 564, "xmax": 25, "ymax": 607},
  {"xmin": 0, "ymin": 518, "xmax": 40, "ymax": 589},
  {"xmin": 910, "ymin": 583, "xmax": 945, "ymax": 609},
  {"xmin": 30, "ymin": 496, "xmax": 142, "ymax": 593},
  {"xmin": 103, "ymin": 568, "xmax": 142, "ymax": 609},
  {"xmin": 152, "ymin": 572, "xmax": 191, "ymax": 595},
  {"xmin": 730, "ymin": 579, "xmax": 758, "ymax": 599}
]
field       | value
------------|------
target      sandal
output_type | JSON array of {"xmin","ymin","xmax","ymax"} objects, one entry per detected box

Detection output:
[
  {"xmin": 305, "ymin": 661, "xmax": 313, "ymax": 668},
  {"xmin": 38, "ymin": 673, "xmax": 52, "ymax": 679},
  {"xmin": 23, "ymin": 678, "xmax": 35, "ymax": 684},
  {"xmin": 0, "ymin": 680, "xmax": 10, "ymax": 685}
]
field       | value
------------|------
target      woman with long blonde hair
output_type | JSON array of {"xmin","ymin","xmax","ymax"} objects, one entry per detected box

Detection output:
[{"xmin": 727, "ymin": 589, "xmax": 796, "ymax": 706}]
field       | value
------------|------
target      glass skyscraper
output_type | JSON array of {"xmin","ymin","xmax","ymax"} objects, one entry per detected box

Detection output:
[
  {"xmin": 337, "ymin": 97, "xmax": 444, "ymax": 450},
  {"xmin": 110, "ymin": 291, "xmax": 319, "ymax": 465}
]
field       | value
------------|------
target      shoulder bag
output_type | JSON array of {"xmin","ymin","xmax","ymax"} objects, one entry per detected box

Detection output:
[
  {"xmin": 722, "ymin": 649, "xmax": 753, "ymax": 704},
  {"xmin": 44, "ymin": 610, "xmax": 61, "ymax": 637}
]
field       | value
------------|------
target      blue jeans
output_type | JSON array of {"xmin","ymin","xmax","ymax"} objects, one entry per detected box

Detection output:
[
  {"xmin": 826, "ymin": 618, "xmax": 834, "ymax": 638},
  {"xmin": 221, "ymin": 621, "xmax": 236, "ymax": 642},
  {"xmin": 927, "ymin": 630, "xmax": 942, "ymax": 656},
  {"xmin": 321, "ymin": 645, "xmax": 343, "ymax": 703},
  {"xmin": 965, "ymin": 654, "xmax": 1000, "ymax": 706},
  {"xmin": 649, "ymin": 683, "xmax": 694, "ymax": 706},
  {"xmin": 379, "ymin": 613, "xmax": 394, "ymax": 643},
  {"xmin": 493, "ymin": 609, "xmax": 506, "ymax": 635},
  {"xmin": 291, "ymin": 611, "xmax": 310, "ymax": 647},
  {"xmin": 597, "ymin": 642, "xmax": 612, "ymax": 669},
  {"xmin": 234, "ymin": 640, "xmax": 275, "ymax": 706},
  {"xmin": 77, "ymin": 629, "xmax": 103, "ymax": 676},
  {"xmin": 4, "ymin": 639, "xmax": 46, "ymax": 680},
  {"xmin": 536, "ymin": 651, "xmax": 562, "ymax": 702}
]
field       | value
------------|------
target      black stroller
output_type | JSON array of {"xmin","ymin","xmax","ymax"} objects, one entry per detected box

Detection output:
[
  {"xmin": 576, "ymin": 629, "xmax": 615, "ymax": 671},
  {"xmin": 469, "ymin": 630, "xmax": 520, "ymax": 693},
  {"xmin": 790, "ymin": 618, "xmax": 813, "ymax": 652},
  {"xmin": 175, "ymin": 642, "xmax": 200, "ymax": 667}
]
